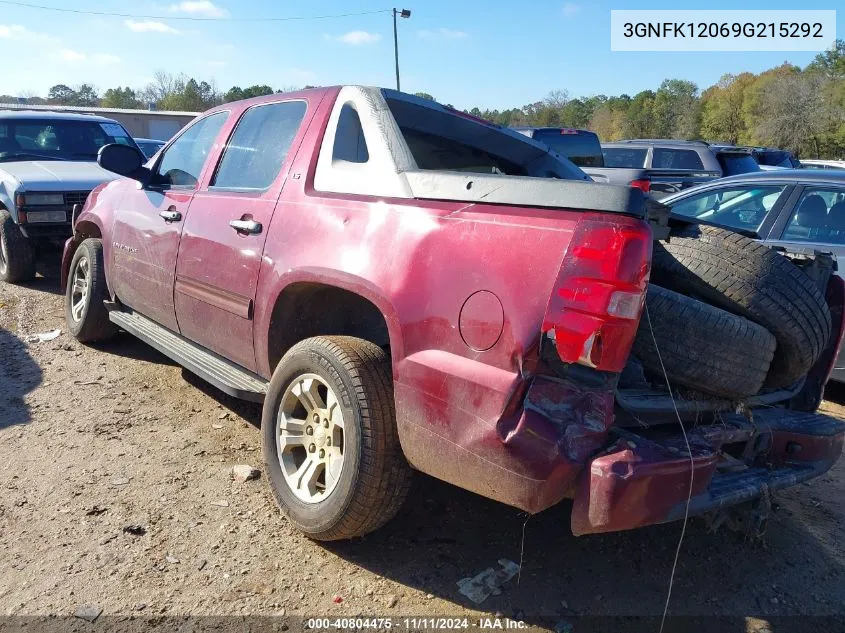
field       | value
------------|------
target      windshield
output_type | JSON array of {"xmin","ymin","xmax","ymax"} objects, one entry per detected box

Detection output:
[
  {"xmin": 669, "ymin": 184, "xmax": 787, "ymax": 233},
  {"xmin": 0, "ymin": 119, "xmax": 137, "ymax": 162}
]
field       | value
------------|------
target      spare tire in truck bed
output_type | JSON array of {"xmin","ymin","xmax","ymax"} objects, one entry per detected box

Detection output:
[
  {"xmin": 632, "ymin": 284, "xmax": 777, "ymax": 399},
  {"xmin": 650, "ymin": 224, "xmax": 831, "ymax": 388}
]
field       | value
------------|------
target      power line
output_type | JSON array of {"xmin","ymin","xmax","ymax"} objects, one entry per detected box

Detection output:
[{"xmin": 0, "ymin": 1, "xmax": 392, "ymax": 22}]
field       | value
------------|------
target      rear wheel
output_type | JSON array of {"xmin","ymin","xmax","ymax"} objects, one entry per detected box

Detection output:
[
  {"xmin": 262, "ymin": 336, "xmax": 412, "ymax": 541},
  {"xmin": 0, "ymin": 209, "xmax": 35, "ymax": 283}
]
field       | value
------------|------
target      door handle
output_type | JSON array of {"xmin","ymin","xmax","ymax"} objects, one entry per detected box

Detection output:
[
  {"xmin": 229, "ymin": 219, "xmax": 262, "ymax": 235},
  {"xmin": 159, "ymin": 209, "xmax": 182, "ymax": 222}
]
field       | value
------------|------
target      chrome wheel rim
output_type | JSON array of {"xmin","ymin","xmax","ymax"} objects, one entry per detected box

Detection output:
[
  {"xmin": 69, "ymin": 256, "xmax": 90, "ymax": 323},
  {"xmin": 276, "ymin": 373, "xmax": 345, "ymax": 504}
]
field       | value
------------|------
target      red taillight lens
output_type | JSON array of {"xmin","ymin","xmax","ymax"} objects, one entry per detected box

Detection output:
[
  {"xmin": 629, "ymin": 179, "xmax": 651, "ymax": 193},
  {"xmin": 542, "ymin": 214, "xmax": 653, "ymax": 372}
]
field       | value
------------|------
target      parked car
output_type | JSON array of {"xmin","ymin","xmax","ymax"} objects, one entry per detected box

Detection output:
[
  {"xmin": 134, "ymin": 137, "xmax": 166, "ymax": 160},
  {"xmin": 60, "ymin": 87, "xmax": 843, "ymax": 541},
  {"xmin": 660, "ymin": 169, "xmax": 845, "ymax": 385},
  {"xmin": 802, "ymin": 159, "xmax": 845, "ymax": 171},
  {"xmin": 0, "ymin": 110, "xmax": 140, "ymax": 283},
  {"xmin": 583, "ymin": 139, "xmax": 760, "ymax": 198},
  {"xmin": 511, "ymin": 127, "xmax": 603, "ymax": 167}
]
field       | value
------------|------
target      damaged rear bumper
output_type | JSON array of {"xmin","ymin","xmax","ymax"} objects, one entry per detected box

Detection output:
[{"xmin": 570, "ymin": 408, "xmax": 844, "ymax": 535}]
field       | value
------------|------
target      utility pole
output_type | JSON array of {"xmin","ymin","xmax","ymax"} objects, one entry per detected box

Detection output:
[{"xmin": 393, "ymin": 8, "xmax": 411, "ymax": 91}]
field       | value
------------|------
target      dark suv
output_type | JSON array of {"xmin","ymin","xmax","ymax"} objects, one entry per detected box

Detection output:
[{"xmin": 512, "ymin": 127, "xmax": 603, "ymax": 167}]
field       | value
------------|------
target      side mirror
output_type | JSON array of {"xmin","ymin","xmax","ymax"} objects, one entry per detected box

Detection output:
[{"xmin": 98, "ymin": 144, "xmax": 147, "ymax": 179}]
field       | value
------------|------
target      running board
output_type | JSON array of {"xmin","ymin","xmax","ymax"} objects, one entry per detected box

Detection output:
[{"xmin": 108, "ymin": 309, "xmax": 268, "ymax": 402}]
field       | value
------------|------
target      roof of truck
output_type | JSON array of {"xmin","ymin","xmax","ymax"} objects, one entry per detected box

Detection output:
[{"xmin": 0, "ymin": 109, "xmax": 121, "ymax": 123}]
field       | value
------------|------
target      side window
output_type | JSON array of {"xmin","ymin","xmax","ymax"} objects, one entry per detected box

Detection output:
[
  {"xmin": 652, "ymin": 148, "xmax": 704, "ymax": 170},
  {"xmin": 670, "ymin": 185, "xmax": 786, "ymax": 233},
  {"xmin": 332, "ymin": 104, "xmax": 369, "ymax": 163},
  {"xmin": 783, "ymin": 188, "xmax": 845, "ymax": 244},
  {"xmin": 213, "ymin": 101, "xmax": 308, "ymax": 190},
  {"xmin": 157, "ymin": 111, "xmax": 227, "ymax": 188}
]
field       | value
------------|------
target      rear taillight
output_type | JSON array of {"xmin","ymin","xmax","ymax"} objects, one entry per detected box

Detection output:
[
  {"xmin": 542, "ymin": 214, "xmax": 653, "ymax": 373},
  {"xmin": 628, "ymin": 179, "xmax": 651, "ymax": 193}
]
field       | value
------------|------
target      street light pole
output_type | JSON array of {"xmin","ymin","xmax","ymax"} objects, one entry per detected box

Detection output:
[{"xmin": 393, "ymin": 8, "xmax": 411, "ymax": 91}]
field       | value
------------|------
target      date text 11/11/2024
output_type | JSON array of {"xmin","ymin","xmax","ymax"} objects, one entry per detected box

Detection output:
[{"xmin": 305, "ymin": 617, "xmax": 528, "ymax": 630}]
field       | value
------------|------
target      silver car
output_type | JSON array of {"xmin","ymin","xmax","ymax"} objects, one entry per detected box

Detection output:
[{"xmin": 661, "ymin": 169, "xmax": 845, "ymax": 383}]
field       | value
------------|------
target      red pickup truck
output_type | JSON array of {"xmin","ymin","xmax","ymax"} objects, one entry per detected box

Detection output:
[{"xmin": 60, "ymin": 86, "xmax": 845, "ymax": 541}]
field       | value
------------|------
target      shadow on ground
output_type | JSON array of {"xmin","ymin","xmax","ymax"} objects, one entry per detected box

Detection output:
[
  {"xmin": 320, "ymin": 472, "xmax": 844, "ymax": 629},
  {"xmin": 0, "ymin": 327, "xmax": 42, "ymax": 428}
]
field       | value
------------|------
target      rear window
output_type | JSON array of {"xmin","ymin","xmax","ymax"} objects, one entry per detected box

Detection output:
[
  {"xmin": 718, "ymin": 153, "xmax": 760, "ymax": 176},
  {"xmin": 651, "ymin": 148, "xmax": 704, "ymax": 170},
  {"xmin": 531, "ymin": 129, "xmax": 603, "ymax": 167},
  {"xmin": 602, "ymin": 147, "xmax": 647, "ymax": 168}
]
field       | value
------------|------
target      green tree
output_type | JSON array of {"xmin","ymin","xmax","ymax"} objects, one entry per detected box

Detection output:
[
  {"xmin": 47, "ymin": 84, "xmax": 77, "ymax": 105},
  {"xmin": 652, "ymin": 79, "xmax": 700, "ymax": 139},
  {"xmin": 74, "ymin": 84, "xmax": 99, "ymax": 107},
  {"xmin": 699, "ymin": 73, "xmax": 754, "ymax": 144},
  {"xmin": 101, "ymin": 86, "xmax": 142, "ymax": 109},
  {"xmin": 413, "ymin": 92, "xmax": 435, "ymax": 101}
]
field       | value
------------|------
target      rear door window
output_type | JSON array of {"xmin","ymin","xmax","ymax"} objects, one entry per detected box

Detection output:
[
  {"xmin": 212, "ymin": 100, "xmax": 307, "ymax": 190},
  {"xmin": 782, "ymin": 187, "xmax": 845, "ymax": 244},
  {"xmin": 651, "ymin": 148, "xmax": 704, "ymax": 170},
  {"xmin": 601, "ymin": 147, "xmax": 647, "ymax": 168},
  {"xmin": 669, "ymin": 184, "xmax": 787, "ymax": 233},
  {"xmin": 531, "ymin": 130, "xmax": 603, "ymax": 167}
]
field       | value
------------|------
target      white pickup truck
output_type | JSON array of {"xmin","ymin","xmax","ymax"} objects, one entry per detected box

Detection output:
[{"xmin": 0, "ymin": 110, "xmax": 140, "ymax": 283}]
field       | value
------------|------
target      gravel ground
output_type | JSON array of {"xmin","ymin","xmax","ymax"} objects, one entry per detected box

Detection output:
[{"xmin": 1, "ymin": 264, "xmax": 844, "ymax": 632}]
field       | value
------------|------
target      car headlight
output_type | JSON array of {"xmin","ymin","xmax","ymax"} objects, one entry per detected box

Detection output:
[{"xmin": 23, "ymin": 193, "xmax": 65, "ymax": 206}]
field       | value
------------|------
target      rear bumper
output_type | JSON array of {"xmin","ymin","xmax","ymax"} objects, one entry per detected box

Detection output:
[{"xmin": 571, "ymin": 409, "xmax": 844, "ymax": 535}]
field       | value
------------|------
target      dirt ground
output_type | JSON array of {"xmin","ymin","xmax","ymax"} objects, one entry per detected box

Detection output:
[{"xmin": 2, "ymin": 262, "xmax": 844, "ymax": 632}]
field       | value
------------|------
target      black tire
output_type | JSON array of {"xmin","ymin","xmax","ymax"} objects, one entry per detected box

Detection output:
[
  {"xmin": 651, "ymin": 224, "xmax": 832, "ymax": 388},
  {"xmin": 262, "ymin": 336, "xmax": 412, "ymax": 541},
  {"xmin": 0, "ymin": 209, "xmax": 35, "ymax": 283},
  {"xmin": 632, "ymin": 284, "xmax": 777, "ymax": 399},
  {"xmin": 64, "ymin": 238, "xmax": 117, "ymax": 342}
]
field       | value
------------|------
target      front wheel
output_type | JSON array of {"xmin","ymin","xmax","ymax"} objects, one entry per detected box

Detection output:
[
  {"xmin": 0, "ymin": 209, "xmax": 35, "ymax": 283},
  {"xmin": 262, "ymin": 336, "xmax": 412, "ymax": 540},
  {"xmin": 65, "ymin": 238, "xmax": 117, "ymax": 342}
]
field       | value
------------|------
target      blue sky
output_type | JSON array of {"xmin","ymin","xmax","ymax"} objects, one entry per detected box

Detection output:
[{"xmin": 0, "ymin": 0, "xmax": 841, "ymax": 110}]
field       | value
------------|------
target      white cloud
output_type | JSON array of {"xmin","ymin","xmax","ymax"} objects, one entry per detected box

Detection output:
[
  {"xmin": 124, "ymin": 19, "xmax": 180, "ymax": 34},
  {"xmin": 0, "ymin": 24, "xmax": 58, "ymax": 42},
  {"xmin": 169, "ymin": 1, "xmax": 227, "ymax": 18},
  {"xmin": 562, "ymin": 3, "xmax": 580, "ymax": 17},
  {"xmin": 93, "ymin": 53, "xmax": 121, "ymax": 64},
  {"xmin": 336, "ymin": 30, "xmax": 381, "ymax": 45},
  {"xmin": 418, "ymin": 27, "xmax": 468, "ymax": 39},
  {"xmin": 58, "ymin": 48, "xmax": 86, "ymax": 62},
  {"xmin": 208, "ymin": 60, "xmax": 227, "ymax": 67}
]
